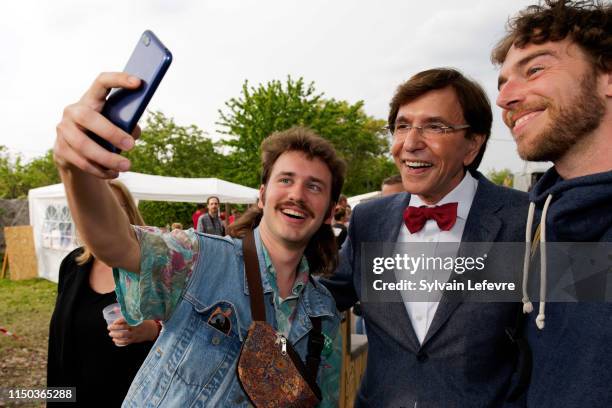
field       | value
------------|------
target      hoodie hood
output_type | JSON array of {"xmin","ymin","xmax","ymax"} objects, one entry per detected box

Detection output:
[
  {"xmin": 529, "ymin": 168, "xmax": 612, "ymax": 242},
  {"xmin": 520, "ymin": 167, "xmax": 612, "ymax": 330}
]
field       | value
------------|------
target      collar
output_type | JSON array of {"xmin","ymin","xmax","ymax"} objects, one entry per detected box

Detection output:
[
  {"xmin": 242, "ymin": 227, "xmax": 335, "ymax": 319},
  {"xmin": 262, "ymin": 239, "xmax": 309, "ymax": 299},
  {"xmin": 408, "ymin": 171, "xmax": 478, "ymax": 220}
]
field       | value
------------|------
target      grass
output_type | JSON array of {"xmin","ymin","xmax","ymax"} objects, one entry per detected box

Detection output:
[{"xmin": 0, "ymin": 278, "xmax": 57, "ymax": 408}]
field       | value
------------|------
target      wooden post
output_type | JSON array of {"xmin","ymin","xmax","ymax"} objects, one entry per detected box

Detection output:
[
  {"xmin": 1, "ymin": 250, "xmax": 8, "ymax": 279},
  {"xmin": 224, "ymin": 203, "xmax": 230, "ymax": 228}
]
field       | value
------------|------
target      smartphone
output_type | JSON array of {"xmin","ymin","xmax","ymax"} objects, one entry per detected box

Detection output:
[{"xmin": 88, "ymin": 30, "xmax": 172, "ymax": 153}]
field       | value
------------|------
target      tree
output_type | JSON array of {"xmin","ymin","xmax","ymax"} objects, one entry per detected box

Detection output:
[
  {"xmin": 217, "ymin": 77, "xmax": 395, "ymax": 196},
  {"xmin": 125, "ymin": 111, "xmax": 225, "ymax": 178},
  {"xmin": 0, "ymin": 147, "xmax": 60, "ymax": 199},
  {"xmin": 487, "ymin": 168, "xmax": 514, "ymax": 187},
  {"xmin": 123, "ymin": 111, "xmax": 227, "ymax": 227}
]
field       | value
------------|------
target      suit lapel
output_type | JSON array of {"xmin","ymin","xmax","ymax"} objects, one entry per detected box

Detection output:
[
  {"xmin": 364, "ymin": 193, "xmax": 421, "ymax": 351},
  {"xmin": 422, "ymin": 175, "xmax": 504, "ymax": 346},
  {"xmin": 373, "ymin": 193, "xmax": 410, "ymax": 243}
]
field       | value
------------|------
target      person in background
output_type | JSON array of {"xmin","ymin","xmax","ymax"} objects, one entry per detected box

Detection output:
[
  {"xmin": 197, "ymin": 196, "xmax": 225, "ymax": 236},
  {"xmin": 191, "ymin": 203, "xmax": 206, "ymax": 229},
  {"xmin": 332, "ymin": 206, "xmax": 348, "ymax": 249},
  {"xmin": 170, "ymin": 222, "xmax": 182, "ymax": 230},
  {"xmin": 228, "ymin": 208, "xmax": 241, "ymax": 225},
  {"xmin": 381, "ymin": 174, "xmax": 404, "ymax": 196},
  {"xmin": 343, "ymin": 204, "xmax": 351, "ymax": 227},
  {"xmin": 47, "ymin": 180, "xmax": 161, "ymax": 407},
  {"xmin": 493, "ymin": 1, "xmax": 611, "ymax": 406}
]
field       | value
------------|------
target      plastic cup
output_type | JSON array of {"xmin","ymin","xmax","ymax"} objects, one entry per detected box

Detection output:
[
  {"xmin": 102, "ymin": 302, "xmax": 123, "ymax": 325},
  {"xmin": 102, "ymin": 302, "xmax": 128, "ymax": 347}
]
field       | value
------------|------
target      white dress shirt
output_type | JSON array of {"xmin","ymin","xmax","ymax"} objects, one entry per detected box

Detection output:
[{"xmin": 396, "ymin": 172, "xmax": 478, "ymax": 344}]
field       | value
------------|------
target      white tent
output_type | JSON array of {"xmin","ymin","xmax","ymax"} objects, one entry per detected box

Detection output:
[{"xmin": 28, "ymin": 172, "xmax": 259, "ymax": 283}]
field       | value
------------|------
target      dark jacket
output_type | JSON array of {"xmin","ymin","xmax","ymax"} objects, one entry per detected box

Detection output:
[
  {"xmin": 523, "ymin": 169, "xmax": 612, "ymax": 408},
  {"xmin": 322, "ymin": 172, "xmax": 529, "ymax": 407}
]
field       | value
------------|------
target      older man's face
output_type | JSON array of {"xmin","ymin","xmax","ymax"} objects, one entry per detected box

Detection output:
[{"xmin": 391, "ymin": 86, "xmax": 483, "ymax": 205}]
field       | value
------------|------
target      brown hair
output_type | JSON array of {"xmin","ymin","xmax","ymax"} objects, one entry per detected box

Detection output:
[
  {"xmin": 228, "ymin": 127, "xmax": 346, "ymax": 276},
  {"xmin": 382, "ymin": 174, "xmax": 403, "ymax": 187},
  {"xmin": 75, "ymin": 180, "xmax": 145, "ymax": 265},
  {"xmin": 388, "ymin": 68, "xmax": 492, "ymax": 172},
  {"xmin": 207, "ymin": 196, "xmax": 220, "ymax": 205},
  {"xmin": 334, "ymin": 206, "xmax": 346, "ymax": 221},
  {"xmin": 491, "ymin": 1, "xmax": 611, "ymax": 73}
]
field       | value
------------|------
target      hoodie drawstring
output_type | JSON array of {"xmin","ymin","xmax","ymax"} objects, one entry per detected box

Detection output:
[
  {"xmin": 521, "ymin": 194, "xmax": 553, "ymax": 330},
  {"xmin": 521, "ymin": 202, "xmax": 536, "ymax": 314}
]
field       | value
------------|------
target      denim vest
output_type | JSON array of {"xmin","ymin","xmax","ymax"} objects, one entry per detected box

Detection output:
[{"xmin": 122, "ymin": 230, "xmax": 340, "ymax": 407}]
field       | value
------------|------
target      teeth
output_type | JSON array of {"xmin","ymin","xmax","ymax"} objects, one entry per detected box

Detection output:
[
  {"xmin": 514, "ymin": 111, "xmax": 540, "ymax": 128},
  {"xmin": 282, "ymin": 209, "xmax": 305, "ymax": 218},
  {"xmin": 404, "ymin": 161, "xmax": 432, "ymax": 168}
]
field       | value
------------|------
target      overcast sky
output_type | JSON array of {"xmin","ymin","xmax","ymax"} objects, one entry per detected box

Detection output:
[{"xmin": 1, "ymin": 0, "xmax": 537, "ymax": 174}]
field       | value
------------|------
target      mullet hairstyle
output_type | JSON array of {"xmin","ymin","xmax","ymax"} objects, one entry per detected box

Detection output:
[
  {"xmin": 75, "ymin": 180, "xmax": 145, "ymax": 265},
  {"xmin": 387, "ymin": 68, "xmax": 492, "ymax": 173},
  {"xmin": 228, "ymin": 126, "xmax": 346, "ymax": 277},
  {"xmin": 491, "ymin": 0, "xmax": 611, "ymax": 73}
]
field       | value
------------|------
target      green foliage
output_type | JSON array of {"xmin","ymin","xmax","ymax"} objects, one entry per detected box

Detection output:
[
  {"xmin": 138, "ymin": 200, "xmax": 195, "ymax": 228},
  {"xmin": 123, "ymin": 112, "xmax": 225, "ymax": 227},
  {"xmin": 125, "ymin": 111, "xmax": 225, "ymax": 178},
  {"xmin": 217, "ymin": 77, "xmax": 394, "ymax": 196},
  {"xmin": 0, "ymin": 278, "xmax": 57, "ymax": 390},
  {"xmin": 0, "ymin": 147, "xmax": 60, "ymax": 199},
  {"xmin": 487, "ymin": 168, "xmax": 514, "ymax": 187}
]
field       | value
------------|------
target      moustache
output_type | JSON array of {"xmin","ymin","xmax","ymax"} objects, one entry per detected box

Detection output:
[
  {"xmin": 275, "ymin": 200, "xmax": 314, "ymax": 219},
  {"xmin": 505, "ymin": 100, "xmax": 552, "ymax": 126}
]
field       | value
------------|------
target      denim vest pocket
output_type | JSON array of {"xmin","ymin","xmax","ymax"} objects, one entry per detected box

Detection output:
[{"xmin": 175, "ymin": 300, "xmax": 242, "ymax": 388}]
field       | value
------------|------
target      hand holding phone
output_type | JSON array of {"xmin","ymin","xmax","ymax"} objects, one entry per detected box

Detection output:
[
  {"xmin": 88, "ymin": 30, "xmax": 172, "ymax": 153},
  {"xmin": 54, "ymin": 30, "xmax": 172, "ymax": 178}
]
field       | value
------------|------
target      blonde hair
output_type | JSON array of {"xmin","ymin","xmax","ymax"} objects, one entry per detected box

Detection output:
[{"xmin": 75, "ymin": 180, "xmax": 145, "ymax": 265}]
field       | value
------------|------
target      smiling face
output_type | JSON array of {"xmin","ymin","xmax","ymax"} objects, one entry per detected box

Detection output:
[
  {"xmin": 391, "ymin": 86, "xmax": 484, "ymax": 205},
  {"xmin": 496, "ymin": 39, "xmax": 607, "ymax": 162},
  {"xmin": 258, "ymin": 150, "xmax": 333, "ymax": 249}
]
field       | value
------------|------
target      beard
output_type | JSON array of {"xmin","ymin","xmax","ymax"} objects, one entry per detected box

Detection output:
[{"xmin": 515, "ymin": 68, "xmax": 606, "ymax": 162}]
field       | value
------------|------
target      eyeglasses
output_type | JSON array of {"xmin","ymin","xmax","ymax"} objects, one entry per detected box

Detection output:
[{"xmin": 385, "ymin": 123, "xmax": 470, "ymax": 136}]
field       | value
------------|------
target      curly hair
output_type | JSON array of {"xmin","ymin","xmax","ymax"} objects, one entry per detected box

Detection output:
[{"xmin": 491, "ymin": 0, "xmax": 612, "ymax": 73}]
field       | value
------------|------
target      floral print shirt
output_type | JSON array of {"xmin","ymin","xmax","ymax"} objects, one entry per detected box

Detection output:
[{"xmin": 113, "ymin": 226, "xmax": 341, "ymax": 407}]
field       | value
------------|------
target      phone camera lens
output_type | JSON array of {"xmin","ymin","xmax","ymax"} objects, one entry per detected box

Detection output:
[{"xmin": 142, "ymin": 34, "xmax": 151, "ymax": 46}]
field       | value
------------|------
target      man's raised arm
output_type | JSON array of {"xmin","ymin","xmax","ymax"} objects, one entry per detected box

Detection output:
[{"xmin": 54, "ymin": 72, "xmax": 142, "ymax": 273}]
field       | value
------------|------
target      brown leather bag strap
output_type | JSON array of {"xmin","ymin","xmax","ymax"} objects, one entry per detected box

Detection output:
[{"xmin": 243, "ymin": 230, "xmax": 266, "ymax": 321}]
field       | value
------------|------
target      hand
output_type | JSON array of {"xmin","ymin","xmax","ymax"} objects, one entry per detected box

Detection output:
[
  {"xmin": 107, "ymin": 317, "xmax": 160, "ymax": 346},
  {"xmin": 54, "ymin": 72, "xmax": 142, "ymax": 179}
]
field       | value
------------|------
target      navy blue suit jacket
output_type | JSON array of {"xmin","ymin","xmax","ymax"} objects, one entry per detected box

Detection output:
[{"xmin": 322, "ymin": 172, "xmax": 529, "ymax": 407}]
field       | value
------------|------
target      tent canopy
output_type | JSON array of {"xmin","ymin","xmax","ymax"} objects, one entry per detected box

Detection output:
[
  {"xmin": 28, "ymin": 172, "xmax": 259, "ymax": 283},
  {"xmin": 28, "ymin": 171, "xmax": 259, "ymax": 204}
]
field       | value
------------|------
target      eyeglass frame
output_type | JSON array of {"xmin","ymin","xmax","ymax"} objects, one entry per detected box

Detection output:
[{"xmin": 384, "ymin": 122, "xmax": 471, "ymax": 136}]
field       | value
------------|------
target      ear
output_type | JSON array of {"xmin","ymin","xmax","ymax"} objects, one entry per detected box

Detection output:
[
  {"xmin": 463, "ymin": 134, "xmax": 486, "ymax": 167},
  {"xmin": 605, "ymin": 71, "xmax": 612, "ymax": 97},
  {"xmin": 324, "ymin": 202, "xmax": 336, "ymax": 225},
  {"xmin": 258, "ymin": 185, "xmax": 265, "ymax": 210}
]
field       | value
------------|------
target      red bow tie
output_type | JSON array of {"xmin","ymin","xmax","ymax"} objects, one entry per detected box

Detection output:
[{"xmin": 403, "ymin": 202, "xmax": 458, "ymax": 234}]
